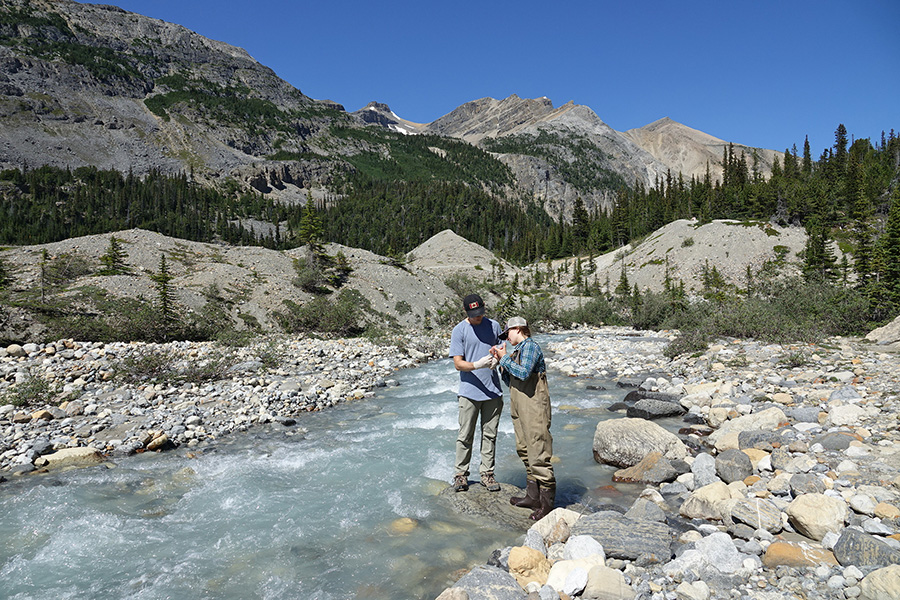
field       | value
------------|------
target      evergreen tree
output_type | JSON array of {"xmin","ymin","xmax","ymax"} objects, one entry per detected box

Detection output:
[
  {"xmin": 0, "ymin": 257, "xmax": 11, "ymax": 289},
  {"xmin": 571, "ymin": 197, "xmax": 589, "ymax": 253},
  {"xmin": 97, "ymin": 235, "xmax": 130, "ymax": 275},
  {"xmin": 614, "ymin": 263, "xmax": 630, "ymax": 299},
  {"xmin": 802, "ymin": 136, "xmax": 813, "ymax": 177},
  {"xmin": 879, "ymin": 185, "xmax": 900, "ymax": 303},
  {"xmin": 851, "ymin": 171, "xmax": 875, "ymax": 286},
  {"xmin": 834, "ymin": 124, "xmax": 849, "ymax": 175},
  {"xmin": 802, "ymin": 218, "xmax": 838, "ymax": 282},
  {"xmin": 150, "ymin": 254, "xmax": 178, "ymax": 338}
]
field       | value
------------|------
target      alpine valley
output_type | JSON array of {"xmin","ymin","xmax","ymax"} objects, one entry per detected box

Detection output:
[{"xmin": 0, "ymin": 0, "xmax": 778, "ymax": 223}]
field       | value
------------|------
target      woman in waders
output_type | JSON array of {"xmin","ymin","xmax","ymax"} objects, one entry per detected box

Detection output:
[{"xmin": 492, "ymin": 316, "xmax": 555, "ymax": 521}]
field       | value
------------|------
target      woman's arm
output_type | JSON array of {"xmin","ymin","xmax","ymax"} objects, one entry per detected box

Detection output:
[{"xmin": 498, "ymin": 339, "xmax": 541, "ymax": 380}]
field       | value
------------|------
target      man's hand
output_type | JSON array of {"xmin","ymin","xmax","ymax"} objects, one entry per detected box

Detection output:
[{"xmin": 472, "ymin": 355, "xmax": 493, "ymax": 369}]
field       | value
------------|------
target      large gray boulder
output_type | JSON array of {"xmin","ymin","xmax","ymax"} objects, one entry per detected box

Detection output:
[
  {"xmin": 833, "ymin": 527, "xmax": 900, "ymax": 568},
  {"xmin": 593, "ymin": 418, "xmax": 688, "ymax": 468},
  {"xmin": 437, "ymin": 482, "xmax": 535, "ymax": 531},
  {"xmin": 569, "ymin": 511, "xmax": 673, "ymax": 563},
  {"xmin": 626, "ymin": 399, "xmax": 686, "ymax": 420}
]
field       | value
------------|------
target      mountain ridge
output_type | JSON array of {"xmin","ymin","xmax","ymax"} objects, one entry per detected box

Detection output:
[{"xmin": 0, "ymin": 0, "xmax": 781, "ymax": 222}]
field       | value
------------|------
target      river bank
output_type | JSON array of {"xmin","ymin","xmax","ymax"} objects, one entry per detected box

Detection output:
[
  {"xmin": 0, "ymin": 334, "xmax": 447, "ymax": 476},
  {"xmin": 440, "ymin": 329, "xmax": 900, "ymax": 600}
]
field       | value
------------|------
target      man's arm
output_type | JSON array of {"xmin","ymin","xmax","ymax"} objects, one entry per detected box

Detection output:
[
  {"xmin": 453, "ymin": 355, "xmax": 491, "ymax": 371},
  {"xmin": 453, "ymin": 355, "xmax": 475, "ymax": 372}
]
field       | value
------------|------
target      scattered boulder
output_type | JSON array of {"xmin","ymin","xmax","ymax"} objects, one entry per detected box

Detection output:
[
  {"xmin": 437, "ymin": 483, "xmax": 535, "ymax": 531},
  {"xmin": 447, "ymin": 565, "xmax": 524, "ymax": 600},
  {"xmin": 737, "ymin": 429, "xmax": 782, "ymax": 451},
  {"xmin": 626, "ymin": 399, "xmax": 685, "ymax": 420},
  {"xmin": 859, "ymin": 564, "xmax": 900, "ymax": 600},
  {"xmin": 691, "ymin": 453, "xmax": 719, "ymax": 488},
  {"xmin": 37, "ymin": 447, "xmax": 105, "ymax": 469},
  {"xmin": 729, "ymin": 498, "xmax": 783, "ymax": 533},
  {"xmin": 583, "ymin": 565, "xmax": 635, "ymax": 600},
  {"xmin": 715, "ymin": 449, "xmax": 753, "ymax": 484},
  {"xmin": 832, "ymin": 527, "xmax": 900, "ymax": 568},
  {"xmin": 707, "ymin": 407, "xmax": 787, "ymax": 446},
  {"xmin": 612, "ymin": 451, "xmax": 678, "ymax": 484},
  {"xmin": 761, "ymin": 541, "xmax": 839, "ymax": 568},
  {"xmin": 569, "ymin": 511, "xmax": 672, "ymax": 563},
  {"xmin": 508, "ymin": 546, "xmax": 551, "ymax": 589},
  {"xmin": 785, "ymin": 493, "xmax": 848, "ymax": 541},
  {"xmin": 593, "ymin": 418, "xmax": 688, "ymax": 468},
  {"xmin": 680, "ymin": 482, "xmax": 735, "ymax": 521}
]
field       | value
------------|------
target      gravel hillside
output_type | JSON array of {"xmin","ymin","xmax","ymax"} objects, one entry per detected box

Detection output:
[
  {"xmin": 555, "ymin": 219, "xmax": 818, "ymax": 295},
  {"xmin": 0, "ymin": 229, "xmax": 457, "ymax": 341}
]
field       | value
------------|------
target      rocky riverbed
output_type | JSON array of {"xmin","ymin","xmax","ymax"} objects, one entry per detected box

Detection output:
[
  {"xmin": 0, "ymin": 334, "xmax": 445, "ymax": 476},
  {"xmin": 5, "ymin": 326, "xmax": 900, "ymax": 600},
  {"xmin": 439, "ymin": 327, "xmax": 900, "ymax": 600}
]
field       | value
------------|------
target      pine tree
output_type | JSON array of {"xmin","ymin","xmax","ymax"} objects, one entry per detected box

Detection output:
[
  {"xmin": 802, "ymin": 136, "xmax": 813, "ymax": 177},
  {"xmin": 0, "ymin": 257, "xmax": 11, "ymax": 289},
  {"xmin": 802, "ymin": 218, "xmax": 838, "ymax": 282},
  {"xmin": 571, "ymin": 197, "xmax": 589, "ymax": 253},
  {"xmin": 98, "ymin": 235, "xmax": 130, "ymax": 275},
  {"xmin": 851, "ymin": 174, "xmax": 875, "ymax": 286},
  {"xmin": 615, "ymin": 263, "xmax": 630, "ymax": 299},
  {"xmin": 879, "ymin": 185, "xmax": 900, "ymax": 303},
  {"xmin": 150, "ymin": 254, "xmax": 177, "ymax": 338}
]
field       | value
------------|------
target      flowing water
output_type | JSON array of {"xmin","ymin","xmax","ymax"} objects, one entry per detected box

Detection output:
[{"xmin": 0, "ymin": 334, "xmax": 673, "ymax": 600}]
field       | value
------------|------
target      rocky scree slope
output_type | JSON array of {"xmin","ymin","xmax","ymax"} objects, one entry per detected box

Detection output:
[{"xmin": 0, "ymin": 0, "xmax": 352, "ymax": 204}]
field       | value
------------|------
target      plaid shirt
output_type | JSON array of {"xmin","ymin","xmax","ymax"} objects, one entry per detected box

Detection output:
[{"xmin": 499, "ymin": 337, "xmax": 545, "ymax": 385}]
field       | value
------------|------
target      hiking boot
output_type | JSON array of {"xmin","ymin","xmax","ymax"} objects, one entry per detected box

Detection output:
[
  {"xmin": 481, "ymin": 471, "xmax": 500, "ymax": 492},
  {"xmin": 452, "ymin": 473, "xmax": 468, "ymax": 492},
  {"xmin": 510, "ymin": 479, "xmax": 539, "ymax": 508}
]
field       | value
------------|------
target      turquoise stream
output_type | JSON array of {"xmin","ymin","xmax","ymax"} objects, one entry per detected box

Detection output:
[{"xmin": 0, "ymin": 334, "xmax": 665, "ymax": 600}]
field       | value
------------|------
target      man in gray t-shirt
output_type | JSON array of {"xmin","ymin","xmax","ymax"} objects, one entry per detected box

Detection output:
[{"xmin": 448, "ymin": 293, "xmax": 502, "ymax": 493}]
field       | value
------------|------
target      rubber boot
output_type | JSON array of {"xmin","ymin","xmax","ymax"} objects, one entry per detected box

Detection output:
[
  {"xmin": 529, "ymin": 487, "xmax": 555, "ymax": 521},
  {"xmin": 510, "ymin": 479, "xmax": 539, "ymax": 509}
]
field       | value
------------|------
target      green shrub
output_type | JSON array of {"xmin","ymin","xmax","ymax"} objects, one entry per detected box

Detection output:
[
  {"xmin": 2, "ymin": 371, "xmax": 56, "ymax": 407},
  {"xmin": 277, "ymin": 288, "xmax": 366, "ymax": 336},
  {"xmin": 443, "ymin": 273, "xmax": 486, "ymax": 300},
  {"xmin": 292, "ymin": 257, "xmax": 331, "ymax": 295},
  {"xmin": 662, "ymin": 277, "xmax": 871, "ymax": 358},
  {"xmin": 559, "ymin": 296, "xmax": 622, "ymax": 327},
  {"xmin": 394, "ymin": 300, "xmax": 412, "ymax": 315},
  {"xmin": 518, "ymin": 295, "xmax": 558, "ymax": 330},
  {"xmin": 116, "ymin": 347, "xmax": 239, "ymax": 384}
]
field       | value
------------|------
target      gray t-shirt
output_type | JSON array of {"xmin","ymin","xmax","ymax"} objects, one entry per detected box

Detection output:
[{"xmin": 449, "ymin": 318, "xmax": 502, "ymax": 401}]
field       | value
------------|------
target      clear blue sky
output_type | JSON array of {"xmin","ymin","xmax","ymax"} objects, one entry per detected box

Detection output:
[{"xmin": 106, "ymin": 0, "xmax": 898, "ymax": 157}]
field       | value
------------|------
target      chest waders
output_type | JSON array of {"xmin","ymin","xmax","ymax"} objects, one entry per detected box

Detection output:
[{"xmin": 507, "ymin": 345, "xmax": 556, "ymax": 521}]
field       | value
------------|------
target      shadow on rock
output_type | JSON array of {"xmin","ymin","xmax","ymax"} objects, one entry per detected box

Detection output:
[{"xmin": 436, "ymin": 482, "xmax": 539, "ymax": 531}]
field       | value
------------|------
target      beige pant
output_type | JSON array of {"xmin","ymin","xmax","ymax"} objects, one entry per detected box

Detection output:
[
  {"xmin": 455, "ymin": 395, "xmax": 503, "ymax": 476},
  {"xmin": 509, "ymin": 371, "xmax": 555, "ymax": 488}
]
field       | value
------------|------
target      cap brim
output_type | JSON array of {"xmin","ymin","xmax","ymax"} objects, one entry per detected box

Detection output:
[
  {"xmin": 465, "ymin": 306, "xmax": 486, "ymax": 318},
  {"xmin": 499, "ymin": 328, "xmax": 510, "ymax": 340}
]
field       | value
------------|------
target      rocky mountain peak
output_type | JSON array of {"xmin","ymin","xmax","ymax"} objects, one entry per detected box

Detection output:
[
  {"xmin": 623, "ymin": 117, "xmax": 782, "ymax": 182},
  {"xmin": 352, "ymin": 101, "xmax": 423, "ymax": 134}
]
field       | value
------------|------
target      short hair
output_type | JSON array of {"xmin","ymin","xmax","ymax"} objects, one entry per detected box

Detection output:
[{"xmin": 518, "ymin": 325, "xmax": 531, "ymax": 338}]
